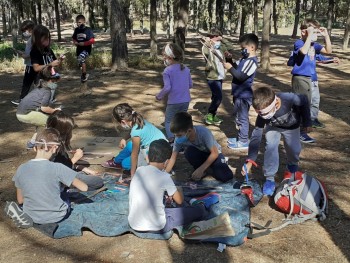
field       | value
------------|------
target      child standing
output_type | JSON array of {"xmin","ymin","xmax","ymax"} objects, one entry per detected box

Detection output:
[
  {"xmin": 46, "ymin": 111, "xmax": 104, "ymax": 191},
  {"xmin": 11, "ymin": 20, "xmax": 36, "ymax": 105},
  {"xmin": 290, "ymin": 18, "xmax": 332, "ymax": 143},
  {"xmin": 156, "ymin": 43, "xmax": 193, "ymax": 142},
  {"xmin": 109, "ymin": 103, "xmax": 166, "ymax": 177},
  {"xmin": 242, "ymin": 87, "xmax": 312, "ymax": 196},
  {"xmin": 202, "ymin": 28, "xmax": 231, "ymax": 125},
  {"xmin": 165, "ymin": 112, "xmax": 233, "ymax": 182},
  {"xmin": 72, "ymin": 14, "xmax": 95, "ymax": 83},
  {"xmin": 128, "ymin": 139, "xmax": 219, "ymax": 233},
  {"xmin": 6, "ymin": 128, "xmax": 88, "ymax": 225},
  {"xmin": 223, "ymin": 33, "xmax": 259, "ymax": 150},
  {"xmin": 31, "ymin": 25, "xmax": 63, "ymax": 102}
]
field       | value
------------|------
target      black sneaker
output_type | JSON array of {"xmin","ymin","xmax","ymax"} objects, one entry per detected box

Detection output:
[
  {"xmin": 11, "ymin": 99, "xmax": 21, "ymax": 106},
  {"xmin": 312, "ymin": 119, "xmax": 325, "ymax": 129},
  {"xmin": 81, "ymin": 73, "xmax": 89, "ymax": 82},
  {"xmin": 4, "ymin": 201, "xmax": 33, "ymax": 228}
]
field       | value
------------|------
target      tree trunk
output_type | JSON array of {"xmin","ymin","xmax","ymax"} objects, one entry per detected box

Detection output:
[
  {"xmin": 89, "ymin": 0, "xmax": 95, "ymax": 29},
  {"xmin": 235, "ymin": 5, "xmax": 242, "ymax": 34},
  {"xmin": 2, "ymin": 4, "xmax": 7, "ymax": 37},
  {"xmin": 125, "ymin": 1, "xmax": 131, "ymax": 33},
  {"xmin": 227, "ymin": 0, "xmax": 234, "ymax": 34},
  {"xmin": 343, "ymin": 1, "xmax": 350, "ymax": 50},
  {"xmin": 272, "ymin": 0, "xmax": 278, "ymax": 34},
  {"xmin": 216, "ymin": 0, "xmax": 224, "ymax": 32},
  {"xmin": 110, "ymin": 0, "xmax": 128, "ymax": 70},
  {"xmin": 174, "ymin": 0, "xmax": 189, "ymax": 50},
  {"xmin": 208, "ymin": 0, "xmax": 214, "ymax": 29},
  {"xmin": 326, "ymin": 0, "xmax": 334, "ymax": 36},
  {"xmin": 261, "ymin": 0, "xmax": 272, "ymax": 71},
  {"xmin": 10, "ymin": 6, "xmax": 18, "ymax": 46},
  {"xmin": 310, "ymin": 0, "xmax": 316, "ymax": 19},
  {"xmin": 253, "ymin": 0, "xmax": 259, "ymax": 35},
  {"xmin": 240, "ymin": 5, "xmax": 248, "ymax": 37},
  {"xmin": 37, "ymin": 1, "xmax": 42, "ymax": 24},
  {"xmin": 150, "ymin": 0, "xmax": 157, "ymax": 59},
  {"xmin": 103, "ymin": 0, "xmax": 109, "ymax": 30},
  {"xmin": 54, "ymin": 0, "xmax": 61, "ymax": 41},
  {"xmin": 291, "ymin": 0, "xmax": 300, "ymax": 38},
  {"xmin": 31, "ymin": 1, "xmax": 37, "ymax": 24},
  {"xmin": 18, "ymin": 0, "xmax": 24, "ymax": 19}
]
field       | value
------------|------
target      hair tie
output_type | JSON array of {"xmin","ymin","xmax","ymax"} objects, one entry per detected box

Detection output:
[{"xmin": 132, "ymin": 111, "xmax": 135, "ymax": 115}]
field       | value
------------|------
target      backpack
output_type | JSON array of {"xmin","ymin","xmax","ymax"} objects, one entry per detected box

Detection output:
[{"xmin": 274, "ymin": 171, "xmax": 328, "ymax": 222}]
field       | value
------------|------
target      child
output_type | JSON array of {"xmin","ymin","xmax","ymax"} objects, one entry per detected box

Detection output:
[
  {"xmin": 16, "ymin": 66, "xmax": 61, "ymax": 148},
  {"xmin": 72, "ymin": 14, "xmax": 95, "ymax": 82},
  {"xmin": 109, "ymin": 103, "xmax": 166, "ymax": 177},
  {"xmin": 128, "ymin": 139, "xmax": 219, "ymax": 233},
  {"xmin": 31, "ymin": 25, "xmax": 63, "ymax": 102},
  {"xmin": 6, "ymin": 128, "xmax": 88, "ymax": 225},
  {"xmin": 165, "ymin": 112, "xmax": 233, "ymax": 182},
  {"xmin": 202, "ymin": 27, "xmax": 232, "ymax": 125},
  {"xmin": 46, "ymin": 111, "xmax": 104, "ymax": 191},
  {"xmin": 223, "ymin": 33, "xmax": 259, "ymax": 150},
  {"xmin": 11, "ymin": 20, "xmax": 36, "ymax": 105},
  {"xmin": 242, "ymin": 87, "xmax": 312, "ymax": 196},
  {"xmin": 156, "ymin": 43, "xmax": 193, "ymax": 142},
  {"xmin": 290, "ymin": 18, "xmax": 332, "ymax": 143}
]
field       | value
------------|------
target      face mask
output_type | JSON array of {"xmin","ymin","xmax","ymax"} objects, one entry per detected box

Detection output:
[
  {"xmin": 47, "ymin": 82, "xmax": 58, "ymax": 90},
  {"xmin": 23, "ymin": 31, "xmax": 31, "ymax": 38},
  {"xmin": 79, "ymin": 24, "xmax": 85, "ymax": 29},
  {"xmin": 175, "ymin": 132, "xmax": 188, "ymax": 144},
  {"xmin": 213, "ymin": 42, "xmax": 221, "ymax": 49},
  {"xmin": 164, "ymin": 59, "xmax": 171, "ymax": 67},
  {"xmin": 120, "ymin": 122, "xmax": 131, "ymax": 130},
  {"xmin": 260, "ymin": 107, "xmax": 276, "ymax": 119},
  {"xmin": 241, "ymin": 48, "xmax": 249, "ymax": 58},
  {"xmin": 310, "ymin": 34, "xmax": 317, "ymax": 42}
]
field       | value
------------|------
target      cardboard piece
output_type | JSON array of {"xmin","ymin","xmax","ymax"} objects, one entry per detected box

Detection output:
[{"xmin": 71, "ymin": 137, "xmax": 122, "ymax": 165}]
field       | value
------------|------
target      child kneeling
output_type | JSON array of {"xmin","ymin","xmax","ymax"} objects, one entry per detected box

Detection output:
[
  {"xmin": 7, "ymin": 128, "xmax": 88, "ymax": 226},
  {"xmin": 128, "ymin": 139, "xmax": 219, "ymax": 233}
]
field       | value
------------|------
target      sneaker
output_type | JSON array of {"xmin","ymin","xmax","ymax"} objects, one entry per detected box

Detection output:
[
  {"xmin": 227, "ymin": 137, "xmax": 237, "ymax": 144},
  {"xmin": 228, "ymin": 140, "xmax": 249, "ymax": 150},
  {"xmin": 11, "ymin": 99, "xmax": 21, "ymax": 106},
  {"xmin": 101, "ymin": 158, "xmax": 122, "ymax": 169},
  {"xmin": 300, "ymin": 133, "xmax": 315, "ymax": 143},
  {"xmin": 312, "ymin": 119, "xmax": 325, "ymax": 129},
  {"xmin": 204, "ymin": 113, "xmax": 214, "ymax": 125},
  {"xmin": 263, "ymin": 180, "xmax": 276, "ymax": 196},
  {"xmin": 81, "ymin": 73, "xmax": 89, "ymax": 82},
  {"xmin": 190, "ymin": 192, "xmax": 220, "ymax": 209},
  {"xmin": 4, "ymin": 201, "xmax": 33, "ymax": 228},
  {"xmin": 26, "ymin": 141, "xmax": 35, "ymax": 149},
  {"xmin": 212, "ymin": 115, "xmax": 223, "ymax": 125}
]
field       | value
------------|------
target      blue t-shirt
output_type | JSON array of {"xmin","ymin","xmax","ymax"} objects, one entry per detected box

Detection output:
[
  {"xmin": 291, "ymin": 39, "xmax": 323, "ymax": 77},
  {"xmin": 173, "ymin": 126, "xmax": 221, "ymax": 153},
  {"xmin": 130, "ymin": 120, "xmax": 166, "ymax": 147},
  {"xmin": 72, "ymin": 26, "xmax": 94, "ymax": 55},
  {"xmin": 229, "ymin": 56, "xmax": 258, "ymax": 99}
]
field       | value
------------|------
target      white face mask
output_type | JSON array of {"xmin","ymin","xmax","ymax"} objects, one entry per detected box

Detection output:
[
  {"xmin": 258, "ymin": 96, "xmax": 278, "ymax": 119},
  {"xmin": 120, "ymin": 122, "xmax": 131, "ymax": 130},
  {"xmin": 260, "ymin": 107, "xmax": 277, "ymax": 119},
  {"xmin": 164, "ymin": 59, "xmax": 171, "ymax": 67},
  {"xmin": 23, "ymin": 31, "xmax": 31, "ymax": 38}
]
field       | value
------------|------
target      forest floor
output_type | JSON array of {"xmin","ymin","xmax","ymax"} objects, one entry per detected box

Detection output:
[{"xmin": 0, "ymin": 25, "xmax": 350, "ymax": 263}]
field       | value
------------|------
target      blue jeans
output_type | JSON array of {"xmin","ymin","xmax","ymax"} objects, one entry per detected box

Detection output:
[
  {"xmin": 114, "ymin": 140, "xmax": 132, "ymax": 170},
  {"xmin": 184, "ymin": 146, "xmax": 233, "ymax": 182},
  {"xmin": 165, "ymin": 102, "xmax": 189, "ymax": 140},
  {"xmin": 263, "ymin": 126, "xmax": 301, "ymax": 180},
  {"xmin": 207, "ymin": 80, "xmax": 223, "ymax": 115},
  {"xmin": 233, "ymin": 97, "xmax": 252, "ymax": 143}
]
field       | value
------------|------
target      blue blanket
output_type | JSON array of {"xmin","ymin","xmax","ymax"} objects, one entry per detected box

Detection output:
[{"xmin": 34, "ymin": 175, "xmax": 263, "ymax": 246}]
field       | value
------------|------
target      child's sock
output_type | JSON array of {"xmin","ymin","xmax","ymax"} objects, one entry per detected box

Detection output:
[{"xmin": 190, "ymin": 192, "xmax": 220, "ymax": 209}]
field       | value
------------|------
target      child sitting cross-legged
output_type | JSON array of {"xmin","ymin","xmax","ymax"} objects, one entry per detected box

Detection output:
[
  {"xmin": 4, "ymin": 128, "xmax": 88, "ymax": 227},
  {"xmin": 128, "ymin": 139, "xmax": 220, "ymax": 233},
  {"xmin": 165, "ymin": 112, "xmax": 233, "ymax": 182}
]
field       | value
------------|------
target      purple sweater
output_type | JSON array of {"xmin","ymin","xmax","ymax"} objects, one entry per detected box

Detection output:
[{"xmin": 156, "ymin": 63, "xmax": 193, "ymax": 104}]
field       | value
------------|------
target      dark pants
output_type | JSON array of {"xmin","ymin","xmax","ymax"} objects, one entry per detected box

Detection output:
[
  {"xmin": 185, "ymin": 146, "xmax": 233, "ymax": 182},
  {"xmin": 20, "ymin": 66, "xmax": 37, "ymax": 99},
  {"xmin": 233, "ymin": 97, "xmax": 252, "ymax": 143},
  {"xmin": 207, "ymin": 79, "xmax": 223, "ymax": 116}
]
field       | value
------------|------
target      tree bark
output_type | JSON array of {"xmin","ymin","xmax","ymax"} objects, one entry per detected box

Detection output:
[
  {"xmin": 261, "ymin": 0, "xmax": 272, "ymax": 71},
  {"xmin": 208, "ymin": 0, "xmax": 214, "ymax": 29},
  {"xmin": 253, "ymin": 0, "xmax": 259, "ymax": 35},
  {"xmin": 291, "ymin": 0, "xmax": 300, "ymax": 38},
  {"xmin": 326, "ymin": 0, "xmax": 334, "ymax": 36},
  {"xmin": 240, "ymin": 5, "xmax": 248, "ymax": 37},
  {"xmin": 227, "ymin": 0, "xmax": 234, "ymax": 34},
  {"xmin": 37, "ymin": 0, "xmax": 42, "ymax": 24},
  {"xmin": 174, "ymin": 0, "xmax": 188, "ymax": 50},
  {"xmin": 272, "ymin": 0, "xmax": 278, "ymax": 34},
  {"xmin": 343, "ymin": 1, "xmax": 350, "ymax": 50},
  {"xmin": 216, "ymin": 0, "xmax": 224, "ymax": 32},
  {"xmin": 103, "ymin": 0, "xmax": 109, "ymax": 30},
  {"xmin": 54, "ymin": 0, "xmax": 61, "ymax": 41},
  {"xmin": 110, "ymin": 0, "xmax": 128, "ymax": 70},
  {"xmin": 2, "ymin": 4, "xmax": 7, "ymax": 36},
  {"xmin": 150, "ymin": 0, "xmax": 157, "ymax": 59},
  {"xmin": 31, "ymin": 1, "xmax": 37, "ymax": 25},
  {"xmin": 89, "ymin": 0, "xmax": 95, "ymax": 29},
  {"xmin": 166, "ymin": 0, "xmax": 174, "ymax": 39}
]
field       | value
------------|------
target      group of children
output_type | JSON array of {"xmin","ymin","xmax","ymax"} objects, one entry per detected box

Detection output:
[{"xmin": 5, "ymin": 18, "xmax": 338, "ymax": 234}]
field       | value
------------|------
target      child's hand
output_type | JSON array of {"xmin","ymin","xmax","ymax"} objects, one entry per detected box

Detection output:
[
  {"xmin": 306, "ymin": 26, "xmax": 315, "ymax": 37},
  {"xmin": 73, "ymin": 148, "xmax": 84, "ymax": 160},
  {"xmin": 224, "ymin": 51, "xmax": 232, "ymax": 58},
  {"xmin": 119, "ymin": 139, "xmax": 126, "ymax": 149},
  {"xmin": 333, "ymin": 57, "xmax": 340, "ymax": 64},
  {"xmin": 319, "ymin": 27, "xmax": 328, "ymax": 37},
  {"xmin": 191, "ymin": 168, "xmax": 205, "ymax": 181},
  {"xmin": 241, "ymin": 162, "xmax": 252, "ymax": 176},
  {"xmin": 82, "ymin": 167, "xmax": 99, "ymax": 176},
  {"xmin": 223, "ymin": 62, "xmax": 232, "ymax": 70}
]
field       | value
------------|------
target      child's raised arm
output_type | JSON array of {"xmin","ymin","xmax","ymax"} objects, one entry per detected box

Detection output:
[{"xmin": 71, "ymin": 178, "xmax": 88, "ymax": 192}]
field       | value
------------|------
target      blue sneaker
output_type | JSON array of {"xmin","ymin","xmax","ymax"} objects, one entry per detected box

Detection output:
[
  {"xmin": 190, "ymin": 192, "xmax": 220, "ymax": 209},
  {"xmin": 227, "ymin": 137, "xmax": 237, "ymax": 144},
  {"xmin": 263, "ymin": 180, "xmax": 276, "ymax": 196},
  {"xmin": 228, "ymin": 140, "xmax": 249, "ymax": 150},
  {"xmin": 300, "ymin": 133, "xmax": 315, "ymax": 143}
]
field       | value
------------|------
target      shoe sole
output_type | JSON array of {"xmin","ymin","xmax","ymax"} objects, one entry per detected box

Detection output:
[
  {"xmin": 81, "ymin": 74, "xmax": 90, "ymax": 83},
  {"xmin": 312, "ymin": 125, "xmax": 325, "ymax": 129},
  {"xmin": 227, "ymin": 145, "xmax": 248, "ymax": 150},
  {"xmin": 4, "ymin": 201, "xmax": 33, "ymax": 228},
  {"xmin": 11, "ymin": 102, "xmax": 20, "ymax": 106},
  {"xmin": 300, "ymin": 140, "xmax": 315, "ymax": 144}
]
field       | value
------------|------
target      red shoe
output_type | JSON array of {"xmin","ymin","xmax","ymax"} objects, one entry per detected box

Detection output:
[{"xmin": 101, "ymin": 159, "xmax": 122, "ymax": 169}]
